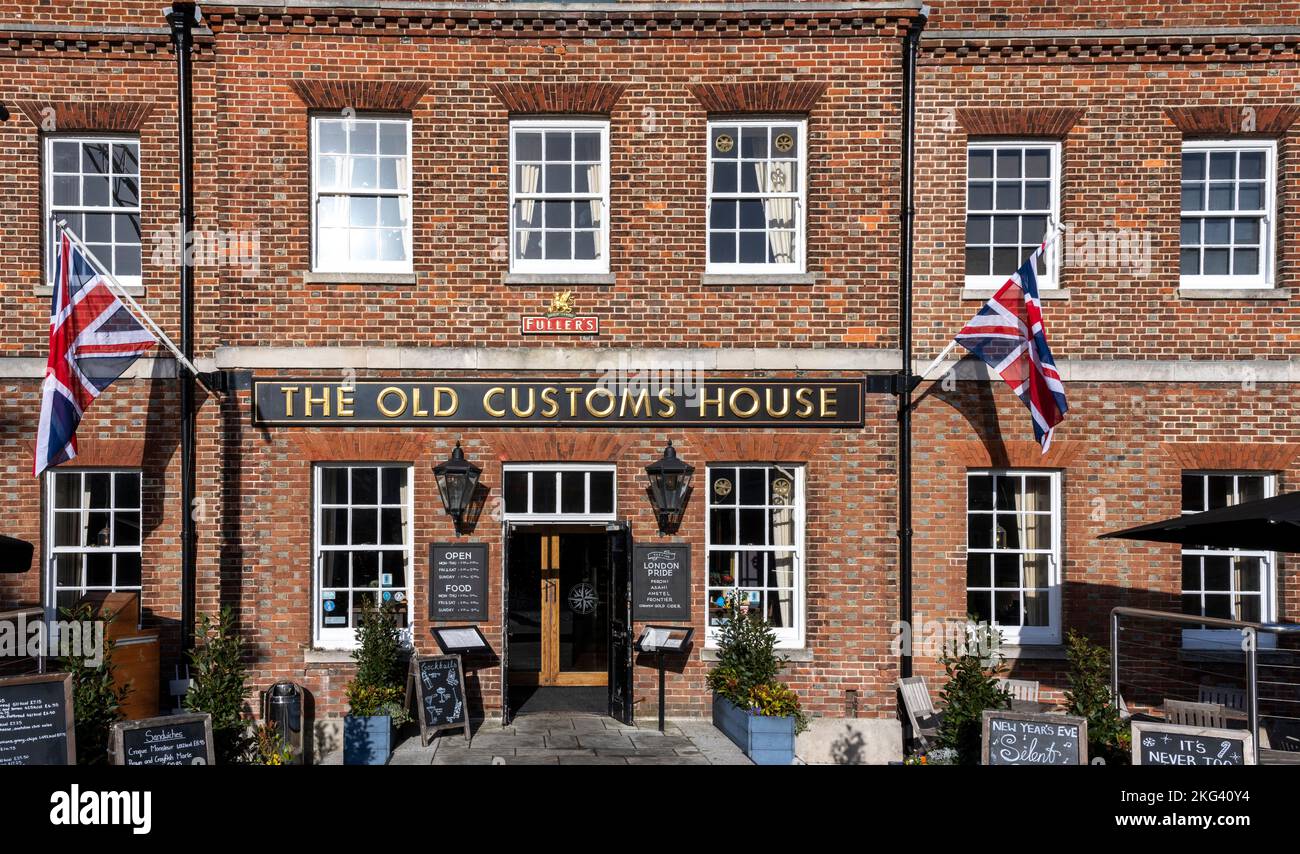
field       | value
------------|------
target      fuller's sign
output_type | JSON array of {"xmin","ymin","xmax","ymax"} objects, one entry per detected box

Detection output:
[{"xmin": 252, "ymin": 378, "xmax": 865, "ymax": 427}]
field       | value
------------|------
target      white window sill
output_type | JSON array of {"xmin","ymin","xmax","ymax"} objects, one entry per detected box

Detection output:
[
  {"xmin": 1178, "ymin": 287, "xmax": 1288, "ymax": 300},
  {"xmin": 304, "ymin": 648, "xmax": 356, "ymax": 664},
  {"xmin": 503, "ymin": 272, "xmax": 616, "ymax": 286},
  {"xmin": 36, "ymin": 284, "xmax": 145, "ymax": 297},
  {"xmin": 702, "ymin": 273, "xmax": 817, "ymax": 286},
  {"xmin": 962, "ymin": 288, "xmax": 1070, "ymax": 300},
  {"xmin": 304, "ymin": 271, "xmax": 417, "ymax": 286},
  {"xmin": 701, "ymin": 646, "xmax": 814, "ymax": 663},
  {"xmin": 996, "ymin": 644, "xmax": 1067, "ymax": 661}
]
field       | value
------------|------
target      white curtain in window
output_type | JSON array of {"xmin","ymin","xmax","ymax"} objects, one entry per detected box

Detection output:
[
  {"xmin": 752, "ymin": 161, "xmax": 795, "ymax": 264},
  {"xmin": 771, "ymin": 490, "xmax": 794, "ymax": 628},
  {"xmin": 517, "ymin": 163, "xmax": 540, "ymax": 255},
  {"xmin": 586, "ymin": 164, "xmax": 602, "ymax": 230}
]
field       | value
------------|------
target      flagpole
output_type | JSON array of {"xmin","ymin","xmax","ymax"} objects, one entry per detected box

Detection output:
[{"xmin": 53, "ymin": 218, "xmax": 218, "ymax": 397}]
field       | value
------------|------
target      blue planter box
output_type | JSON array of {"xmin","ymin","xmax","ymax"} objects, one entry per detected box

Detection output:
[
  {"xmin": 712, "ymin": 695, "xmax": 797, "ymax": 765},
  {"xmin": 343, "ymin": 714, "xmax": 393, "ymax": 765}
]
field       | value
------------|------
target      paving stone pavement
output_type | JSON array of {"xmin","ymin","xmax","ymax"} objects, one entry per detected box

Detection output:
[{"xmin": 321, "ymin": 714, "xmax": 753, "ymax": 765}]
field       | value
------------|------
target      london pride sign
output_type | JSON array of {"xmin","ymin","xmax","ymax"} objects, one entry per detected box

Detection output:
[{"xmin": 252, "ymin": 378, "xmax": 865, "ymax": 427}]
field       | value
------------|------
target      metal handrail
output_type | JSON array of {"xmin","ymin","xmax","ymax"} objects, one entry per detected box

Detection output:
[{"xmin": 1110, "ymin": 606, "xmax": 1300, "ymax": 764}]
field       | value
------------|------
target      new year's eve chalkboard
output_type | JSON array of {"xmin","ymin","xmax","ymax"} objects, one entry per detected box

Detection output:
[
  {"xmin": 110, "ymin": 713, "xmax": 215, "ymax": 766},
  {"xmin": 406, "ymin": 654, "xmax": 471, "ymax": 746},
  {"xmin": 0, "ymin": 673, "xmax": 74, "ymax": 765},
  {"xmin": 1131, "ymin": 721, "xmax": 1254, "ymax": 765},
  {"xmin": 429, "ymin": 543, "xmax": 489, "ymax": 622},
  {"xmin": 982, "ymin": 710, "xmax": 1087, "ymax": 765},
  {"xmin": 632, "ymin": 543, "xmax": 691, "ymax": 621}
]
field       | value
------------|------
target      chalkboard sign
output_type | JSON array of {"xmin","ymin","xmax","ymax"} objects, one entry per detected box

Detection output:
[
  {"xmin": 0, "ymin": 673, "xmax": 74, "ymax": 765},
  {"xmin": 406, "ymin": 654, "xmax": 471, "ymax": 746},
  {"xmin": 1131, "ymin": 721, "xmax": 1254, "ymax": 766},
  {"xmin": 632, "ymin": 543, "xmax": 691, "ymax": 621},
  {"xmin": 429, "ymin": 543, "xmax": 489, "ymax": 622},
  {"xmin": 110, "ymin": 713, "xmax": 215, "ymax": 766},
  {"xmin": 981, "ymin": 710, "xmax": 1087, "ymax": 765}
]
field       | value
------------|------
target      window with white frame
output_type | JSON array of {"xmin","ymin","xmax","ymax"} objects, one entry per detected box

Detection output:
[
  {"xmin": 965, "ymin": 142, "xmax": 1059, "ymax": 289},
  {"xmin": 509, "ymin": 120, "xmax": 609, "ymax": 273},
  {"xmin": 966, "ymin": 471, "xmax": 1061, "ymax": 645},
  {"xmin": 706, "ymin": 465, "xmax": 804, "ymax": 647},
  {"xmin": 1180, "ymin": 141, "xmax": 1275, "ymax": 288},
  {"xmin": 1180, "ymin": 472, "xmax": 1276, "ymax": 648},
  {"xmin": 46, "ymin": 470, "xmax": 142, "ymax": 615},
  {"xmin": 311, "ymin": 115, "xmax": 412, "ymax": 273},
  {"xmin": 46, "ymin": 136, "xmax": 142, "ymax": 287},
  {"xmin": 501, "ymin": 464, "xmax": 616, "ymax": 521},
  {"xmin": 314, "ymin": 465, "xmax": 413, "ymax": 647},
  {"xmin": 707, "ymin": 120, "xmax": 806, "ymax": 273}
]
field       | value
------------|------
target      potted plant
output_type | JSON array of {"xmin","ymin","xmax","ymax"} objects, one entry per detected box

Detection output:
[
  {"xmin": 343, "ymin": 600, "xmax": 409, "ymax": 765},
  {"xmin": 706, "ymin": 593, "xmax": 808, "ymax": 765},
  {"xmin": 935, "ymin": 621, "xmax": 1010, "ymax": 765}
]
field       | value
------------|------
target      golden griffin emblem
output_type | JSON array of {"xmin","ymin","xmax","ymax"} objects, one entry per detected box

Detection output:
[{"xmin": 546, "ymin": 290, "xmax": 576, "ymax": 317}]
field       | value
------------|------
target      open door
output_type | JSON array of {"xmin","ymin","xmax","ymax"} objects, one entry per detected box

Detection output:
[
  {"xmin": 606, "ymin": 521, "xmax": 633, "ymax": 724},
  {"xmin": 501, "ymin": 521, "xmax": 513, "ymax": 727}
]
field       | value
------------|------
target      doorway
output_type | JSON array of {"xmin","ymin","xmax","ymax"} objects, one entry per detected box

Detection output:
[{"xmin": 504, "ymin": 523, "xmax": 633, "ymax": 721}]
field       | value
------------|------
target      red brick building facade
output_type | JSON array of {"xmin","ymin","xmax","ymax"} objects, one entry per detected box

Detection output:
[{"xmin": 2, "ymin": 1, "xmax": 1297, "ymax": 751}]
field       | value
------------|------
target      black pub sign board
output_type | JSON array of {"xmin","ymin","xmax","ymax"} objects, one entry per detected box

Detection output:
[
  {"xmin": 429, "ymin": 542, "xmax": 489, "ymax": 622},
  {"xmin": 1131, "ymin": 721, "xmax": 1254, "ymax": 765},
  {"xmin": 632, "ymin": 543, "xmax": 691, "ymax": 621},
  {"xmin": 0, "ymin": 672, "xmax": 75, "ymax": 765},
  {"xmin": 406, "ymin": 654, "xmax": 472, "ymax": 746},
  {"xmin": 110, "ymin": 713, "xmax": 215, "ymax": 766},
  {"xmin": 253, "ymin": 378, "xmax": 865, "ymax": 428},
  {"xmin": 981, "ymin": 710, "xmax": 1087, "ymax": 765}
]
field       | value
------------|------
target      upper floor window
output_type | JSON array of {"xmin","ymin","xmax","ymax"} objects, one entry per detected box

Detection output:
[
  {"xmin": 1180, "ymin": 141, "xmax": 1275, "ymax": 288},
  {"xmin": 509, "ymin": 120, "xmax": 609, "ymax": 274},
  {"xmin": 707, "ymin": 120, "xmax": 806, "ymax": 274},
  {"xmin": 966, "ymin": 470, "xmax": 1061, "ymax": 645},
  {"xmin": 46, "ymin": 470, "xmax": 142, "ymax": 615},
  {"xmin": 965, "ymin": 141, "xmax": 1059, "ymax": 289},
  {"xmin": 1180, "ymin": 472, "xmax": 1276, "ymax": 649},
  {"xmin": 706, "ymin": 464, "xmax": 804, "ymax": 648},
  {"xmin": 46, "ymin": 136, "xmax": 142, "ymax": 288},
  {"xmin": 311, "ymin": 115, "xmax": 412, "ymax": 274},
  {"xmin": 501, "ymin": 464, "xmax": 616, "ymax": 521}
]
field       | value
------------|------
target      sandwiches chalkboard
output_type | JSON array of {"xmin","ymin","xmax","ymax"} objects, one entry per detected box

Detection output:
[
  {"xmin": 110, "ymin": 713, "xmax": 215, "ymax": 765},
  {"xmin": 406, "ymin": 654, "xmax": 471, "ymax": 746},
  {"xmin": 982, "ymin": 710, "xmax": 1087, "ymax": 765},
  {"xmin": 1131, "ymin": 721, "xmax": 1254, "ymax": 765},
  {"xmin": 0, "ymin": 672, "xmax": 75, "ymax": 765}
]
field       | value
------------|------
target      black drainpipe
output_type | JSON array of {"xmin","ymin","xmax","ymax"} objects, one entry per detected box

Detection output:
[
  {"xmin": 167, "ymin": 3, "xmax": 198, "ymax": 651},
  {"xmin": 898, "ymin": 6, "xmax": 928, "ymax": 690}
]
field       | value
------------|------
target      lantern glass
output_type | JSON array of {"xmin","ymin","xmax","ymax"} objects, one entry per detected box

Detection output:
[
  {"xmin": 645, "ymin": 441, "xmax": 694, "ymax": 529},
  {"xmin": 433, "ymin": 442, "xmax": 482, "ymax": 524}
]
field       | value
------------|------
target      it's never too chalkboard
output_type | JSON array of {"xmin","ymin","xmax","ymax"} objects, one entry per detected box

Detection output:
[
  {"xmin": 429, "ymin": 543, "xmax": 489, "ymax": 622},
  {"xmin": 0, "ymin": 673, "xmax": 75, "ymax": 765},
  {"xmin": 407, "ymin": 654, "xmax": 471, "ymax": 745},
  {"xmin": 632, "ymin": 543, "xmax": 691, "ymax": 621},
  {"xmin": 111, "ymin": 713, "xmax": 215, "ymax": 766},
  {"xmin": 1132, "ymin": 721, "xmax": 1254, "ymax": 765},
  {"xmin": 982, "ymin": 710, "xmax": 1088, "ymax": 765}
]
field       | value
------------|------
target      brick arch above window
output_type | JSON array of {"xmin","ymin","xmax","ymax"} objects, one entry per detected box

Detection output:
[
  {"xmin": 951, "ymin": 439, "xmax": 1081, "ymax": 470},
  {"xmin": 40, "ymin": 438, "xmax": 148, "ymax": 468},
  {"xmin": 688, "ymin": 82, "xmax": 827, "ymax": 115},
  {"xmin": 682, "ymin": 433, "xmax": 827, "ymax": 464},
  {"xmin": 488, "ymin": 82, "xmax": 627, "ymax": 115},
  {"xmin": 288, "ymin": 79, "xmax": 429, "ymax": 112},
  {"xmin": 1161, "ymin": 442, "xmax": 1300, "ymax": 472},
  {"xmin": 1163, "ymin": 106, "xmax": 1300, "ymax": 137},
  {"xmin": 485, "ymin": 433, "xmax": 633, "ymax": 463},
  {"xmin": 285, "ymin": 432, "xmax": 429, "ymax": 462},
  {"xmin": 15, "ymin": 100, "xmax": 155, "ymax": 132},
  {"xmin": 955, "ymin": 107, "xmax": 1084, "ymax": 138}
]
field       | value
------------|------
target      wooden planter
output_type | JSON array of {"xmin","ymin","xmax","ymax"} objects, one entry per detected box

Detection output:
[
  {"xmin": 343, "ymin": 714, "xmax": 393, "ymax": 765},
  {"xmin": 712, "ymin": 695, "xmax": 797, "ymax": 765}
]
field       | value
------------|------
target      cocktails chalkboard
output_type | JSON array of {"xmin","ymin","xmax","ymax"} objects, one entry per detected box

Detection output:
[
  {"xmin": 429, "ymin": 543, "xmax": 489, "ymax": 622},
  {"xmin": 110, "ymin": 713, "xmax": 215, "ymax": 765},
  {"xmin": 406, "ymin": 654, "xmax": 471, "ymax": 746},
  {"xmin": 0, "ymin": 673, "xmax": 75, "ymax": 765},
  {"xmin": 981, "ymin": 710, "xmax": 1087, "ymax": 765},
  {"xmin": 632, "ymin": 543, "xmax": 691, "ymax": 621},
  {"xmin": 1131, "ymin": 721, "xmax": 1254, "ymax": 765}
]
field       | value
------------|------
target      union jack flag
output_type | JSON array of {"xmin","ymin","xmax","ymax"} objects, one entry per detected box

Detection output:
[
  {"xmin": 954, "ymin": 240, "xmax": 1067, "ymax": 452},
  {"xmin": 34, "ymin": 231, "xmax": 156, "ymax": 477}
]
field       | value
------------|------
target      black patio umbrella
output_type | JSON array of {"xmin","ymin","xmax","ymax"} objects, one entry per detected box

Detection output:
[
  {"xmin": 1101, "ymin": 491, "xmax": 1300, "ymax": 553},
  {"xmin": 0, "ymin": 535, "xmax": 34, "ymax": 574}
]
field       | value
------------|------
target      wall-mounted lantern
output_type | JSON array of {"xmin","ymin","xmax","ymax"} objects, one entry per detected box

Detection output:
[
  {"xmin": 434, "ymin": 441, "xmax": 482, "ymax": 535},
  {"xmin": 645, "ymin": 440, "xmax": 694, "ymax": 534}
]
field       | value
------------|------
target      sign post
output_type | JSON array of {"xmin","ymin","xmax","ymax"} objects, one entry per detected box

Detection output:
[
  {"xmin": 0, "ymin": 672, "xmax": 75, "ymax": 765},
  {"xmin": 636, "ymin": 626, "xmax": 694, "ymax": 733}
]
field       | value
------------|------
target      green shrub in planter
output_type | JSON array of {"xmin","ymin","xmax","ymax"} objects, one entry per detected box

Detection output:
[
  {"xmin": 936, "ymin": 621, "xmax": 1009, "ymax": 766},
  {"xmin": 1064, "ymin": 629, "xmax": 1131, "ymax": 766},
  {"xmin": 186, "ymin": 607, "xmax": 254, "ymax": 765},
  {"xmin": 59, "ymin": 603, "xmax": 126, "ymax": 765},
  {"xmin": 344, "ymin": 601, "xmax": 409, "ymax": 766}
]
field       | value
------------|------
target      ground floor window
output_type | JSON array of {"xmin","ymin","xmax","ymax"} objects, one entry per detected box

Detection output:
[
  {"xmin": 966, "ymin": 470, "xmax": 1061, "ymax": 645},
  {"xmin": 313, "ymin": 464, "xmax": 413, "ymax": 648},
  {"xmin": 501, "ymin": 463, "xmax": 616, "ymax": 521},
  {"xmin": 1180, "ymin": 472, "xmax": 1276, "ymax": 648},
  {"xmin": 706, "ymin": 464, "xmax": 804, "ymax": 648},
  {"xmin": 46, "ymin": 469, "xmax": 142, "ymax": 615}
]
